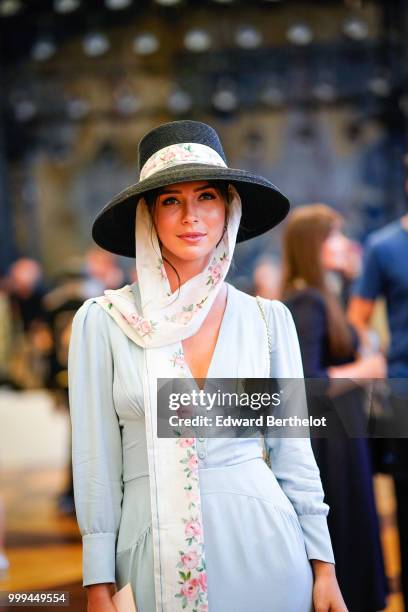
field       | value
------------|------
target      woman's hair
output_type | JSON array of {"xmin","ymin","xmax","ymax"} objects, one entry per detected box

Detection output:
[
  {"xmin": 143, "ymin": 180, "xmax": 231, "ymax": 293},
  {"xmin": 281, "ymin": 203, "xmax": 354, "ymax": 359}
]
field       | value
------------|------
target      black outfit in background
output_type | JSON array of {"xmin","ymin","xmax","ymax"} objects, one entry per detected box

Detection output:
[
  {"xmin": 285, "ymin": 288, "xmax": 387, "ymax": 612},
  {"xmin": 9, "ymin": 285, "xmax": 48, "ymax": 332}
]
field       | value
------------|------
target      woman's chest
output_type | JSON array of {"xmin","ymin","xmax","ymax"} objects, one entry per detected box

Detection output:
[{"xmin": 108, "ymin": 290, "xmax": 269, "ymax": 420}]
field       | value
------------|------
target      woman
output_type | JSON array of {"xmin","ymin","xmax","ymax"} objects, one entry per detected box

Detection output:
[
  {"xmin": 69, "ymin": 121, "xmax": 347, "ymax": 612},
  {"xmin": 282, "ymin": 204, "xmax": 387, "ymax": 612}
]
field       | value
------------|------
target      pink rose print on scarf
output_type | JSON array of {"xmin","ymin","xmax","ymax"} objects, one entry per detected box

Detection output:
[
  {"xmin": 179, "ymin": 308, "xmax": 194, "ymax": 325},
  {"xmin": 177, "ymin": 404, "xmax": 193, "ymax": 419},
  {"xmin": 208, "ymin": 263, "xmax": 222, "ymax": 284},
  {"xmin": 188, "ymin": 454, "xmax": 198, "ymax": 473},
  {"xmin": 170, "ymin": 349, "xmax": 185, "ymax": 369},
  {"xmin": 187, "ymin": 489, "xmax": 200, "ymax": 504},
  {"xmin": 103, "ymin": 291, "xmax": 158, "ymax": 339},
  {"xmin": 122, "ymin": 311, "xmax": 142, "ymax": 326},
  {"xmin": 181, "ymin": 578, "xmax": 200, "ymax": 601},
  {"xmin": 137, "ymin": 319, "xmax": 155, "ymax": 336},
  {"xmin": 198, "ymin": 572, "xmax": 207, "ymax": 593},
  {"xmin": 206, "ymin": 252, "xmax": 228, "ymax": 287},
  {"xmin": 180, "ymin": 448, "xmax": 200, "ymax": 479},
  {"xmin": 185, "ymin": 519, "xmax": 202, "ymax": 540},
  {"xmin": 179, "ymin": 438, "xmax": 195, "ymax": 448},
  {"xmin": 181, "ymin": 551, "xmax": 199, "ymax": 570},
  {"xmin": 156, "ymin": 257, "xmax": 167, "ymax": 280},
  {"xmin": 198, "ymin": 605, "xmax": 208, "ymax": 612}
]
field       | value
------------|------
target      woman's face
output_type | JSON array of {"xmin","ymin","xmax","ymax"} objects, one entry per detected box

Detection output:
[
  {"xmin": 153, "ymin": 180, "xmax": 227, "ymax": 266},
  {"xmin": 321, "ymin": 226, "xmax": 360, "ymax": 277}
]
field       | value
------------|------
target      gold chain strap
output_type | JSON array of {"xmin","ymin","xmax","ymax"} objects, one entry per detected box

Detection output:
[
  {"xmin": 255, "ymin": 295, "xmax": 272, "ymax": 355},
  {"xmin": 256, "ymin": 296, "xmax": 272, "ymax": 467}
]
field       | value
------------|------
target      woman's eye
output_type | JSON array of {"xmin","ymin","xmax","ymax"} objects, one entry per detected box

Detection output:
[
  {"xmin": 162, "ymin": 197, "xmax": 179, "ymax": 205},
  {"xmin": 199, "ymin": 192, "xmax": 215, "ymax": 200}
]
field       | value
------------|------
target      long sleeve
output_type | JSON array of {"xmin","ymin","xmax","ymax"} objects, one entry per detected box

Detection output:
[
  {"xmin": 265, "ymin": 300, "xmax": 335, "ymax": 564},
  {"xmin": 68, "ymin": 300, "xmax": 124, "ymax": 586}
]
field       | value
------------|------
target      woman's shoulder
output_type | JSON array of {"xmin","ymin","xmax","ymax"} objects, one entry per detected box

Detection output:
[
  {"xmin": 229, "ymin": 284, "xmax": 293, "ymax": 327},
  {"xmin": 284, "ymin": 287, "xmax": 326, "ymax": 313},
  {"xmin": 71, "ymin": 295, "xmax": 116, "ymax": 339}
]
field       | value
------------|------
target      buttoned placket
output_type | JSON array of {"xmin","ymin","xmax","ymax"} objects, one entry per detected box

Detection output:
[{"xmin": 197, "ymin": 437, "xmax": 207, "ymax": 463}]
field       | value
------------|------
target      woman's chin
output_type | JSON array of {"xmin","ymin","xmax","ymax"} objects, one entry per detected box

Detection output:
[{"xmin": 163, "ymin": 243, "xmax": 215, "ymax": 264}]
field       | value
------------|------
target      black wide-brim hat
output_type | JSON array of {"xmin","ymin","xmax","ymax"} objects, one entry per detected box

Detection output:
[{"xmin": 92, "ymin": 120, "xmax": 290, "ymax": 257}]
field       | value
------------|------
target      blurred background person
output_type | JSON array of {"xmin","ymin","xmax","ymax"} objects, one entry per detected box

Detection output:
[
  {"xmin": 83, "ymin": 247, "xmax": 125, "ymax": 297},
  {"xmin": 3, "ymin": 258, "xmax": 51, "ymax": 390},
  {"xmin": 348, "ymin": 154, "xmax": 408, "ymax": 609},
  {"xmin": 6, "ymin": 258, "xmax": 48, "ymax": 332},
  {"xmin": 281, "ymin": 203, "xmax": 387, "ymax": 612},
  {"xmin": 251, "ymin": 256, "xmax": 282, "ymax": 300}
]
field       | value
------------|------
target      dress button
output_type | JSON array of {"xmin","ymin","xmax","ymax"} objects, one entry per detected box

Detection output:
[
  {"xmin": 198, "ymin": 451, "xmax": 206, "ymax": 460},
  {"xmin": 198, "ymin": 437, "xmax": 205, "ymax": 442}
]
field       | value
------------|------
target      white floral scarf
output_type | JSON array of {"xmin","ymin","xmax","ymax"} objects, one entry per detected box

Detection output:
[{"xmin": 93, "ymin": 185, "xmax": 242, "ymax": 611}]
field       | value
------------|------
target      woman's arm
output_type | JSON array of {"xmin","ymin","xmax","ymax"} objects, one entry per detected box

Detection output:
[
  {"xmin": 328, "ymin": 353, "xmax": 386, "ymax": 379},
  {"xmin": 68, "ymin": 301, "xmax": 124, "ymax": 595},
  {"xmin": 287, "ymin": 291, "xmax": 386, "ymax": 392},
  {"xmin": 311, "ymin": 561, "xmax": 348, "ymax": 612},
  {"xmin": 86, "ymin": 585, "xmax": 117, "ymax": 612}
]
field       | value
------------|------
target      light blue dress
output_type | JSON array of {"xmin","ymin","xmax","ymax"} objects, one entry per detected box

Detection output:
[{"xmin": 68, "ymin": 283, "xmax": 335, "ymax": 612}]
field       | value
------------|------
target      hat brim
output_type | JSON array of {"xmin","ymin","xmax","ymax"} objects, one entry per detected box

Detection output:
[{"xmin": 92, "ymin": 163, "xmax": 290, "ymax": 257}]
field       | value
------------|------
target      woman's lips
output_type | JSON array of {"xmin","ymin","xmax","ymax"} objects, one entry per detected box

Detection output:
[{"xmin": 177, "ymin": 233, "xmax": 206, "ymax": 243}]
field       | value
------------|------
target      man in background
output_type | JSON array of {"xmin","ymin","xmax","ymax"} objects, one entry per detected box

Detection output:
[{"xmin": 348, "ymin": 154, "xmax": 408, "ymax": 607}]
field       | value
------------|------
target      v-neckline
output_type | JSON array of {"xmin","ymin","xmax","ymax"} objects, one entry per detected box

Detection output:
[{"xmin": 182, "ymin": 282, "xmax": 233, "ymax": 388}]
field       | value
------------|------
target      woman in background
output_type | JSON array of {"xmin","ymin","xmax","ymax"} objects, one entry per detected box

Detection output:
[{"xmin": 282, "ymin": 204, "xmax": 387, "ymax": 612}]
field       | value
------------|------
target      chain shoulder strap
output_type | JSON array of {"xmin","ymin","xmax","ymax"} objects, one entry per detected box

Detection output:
[
  {"xmin": 255, "ymin": 295, "xmax": 273, "ymax": 467},
  {"xmin": 255, "ymin": 295, "xmax": 272, "ymax": 355}
]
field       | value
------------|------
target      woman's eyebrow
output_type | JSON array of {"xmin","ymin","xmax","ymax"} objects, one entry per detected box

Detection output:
[{"xmin": 193, "ymin": 183, "xmax": 213, "ymax": 192}]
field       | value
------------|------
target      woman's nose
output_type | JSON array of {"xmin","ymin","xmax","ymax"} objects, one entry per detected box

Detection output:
[{"xmin": 181, "ymin": 199, "xmax": 199, "ymax": 223}]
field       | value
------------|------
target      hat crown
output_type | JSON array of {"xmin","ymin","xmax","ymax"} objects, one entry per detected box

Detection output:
[{"xmin": 138, "ymin": 120, "xmax": 227, "ymax": 172}]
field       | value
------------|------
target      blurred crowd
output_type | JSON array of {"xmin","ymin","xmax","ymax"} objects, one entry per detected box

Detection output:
[{"xmin": 0, "ymin": 196, "xmax": 407, "ymax": 611}]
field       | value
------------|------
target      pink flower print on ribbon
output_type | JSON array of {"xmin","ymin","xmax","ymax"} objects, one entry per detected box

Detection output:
[
  {"xmin": 156, "ymin": 257, "xmax": 167, "ymax": 280},
  {"xmin": 178, "ymin": 307, "xmax": 194, "ymax": 325},
  {"xmin": 160, "ymin": 149, "xmax": 177, "ymax": 163},
  {"xmin": 178, "ymin": 438, "xmax": 195, "ymax": 448},
  {"xmin": 193, "ymin": 296, "xmax": 208, "ymax": 312},
  {"xmin": 187, "ymin": 489, "xmax": 200, "ymax": 504},
  {"xmin": 184, "ymin": 519, "xmax": 202, "ymax": 541},
  {"xmin": 122, "ymin": 311, "xmax": 142, "ymax": 326},
  {"xmin": 103, "ymin": 291, "xmax": 157, "ymax": 338},
  {"xmin": 206, "ymin": 252, "xmax": 228, "ymax": 287},
  {"xmin": 140, "ymin": 142, "xmax": 226, "ymax": 180},
  {"xmin": 180, "ymin": 578, "xmax": 200, "ymax": 602},
  {"xmin": 198, "ymin": 604, "xmax": 208, "ymax": 612},
  {"xmin": 180, "ymin": 448, "xmax": 198, "ymax": 478},
  {"xmin": 188, "ymin": 454, "xmax": 198, "ymax": 474},
  {"xmin": 135, "ymin": 318, "xmax": 157, "ymax": 338},
  {"xmin": 198, "ymin": 572, "xmax": 207, "ymax": 593},
  {"xmin": 171, "ymin": 349, "xmax": 186, "ymax": 369},
  {"xmin": 177, "ymin": 405, "xmax": 193, "ymax": 420},
  {"xmin": 180, "ymin": 551, "xmax": 199, "ymax": 570},
  {"xmin": 208, "ymin": 263, "xmax": 222, "ymax": 284}
]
